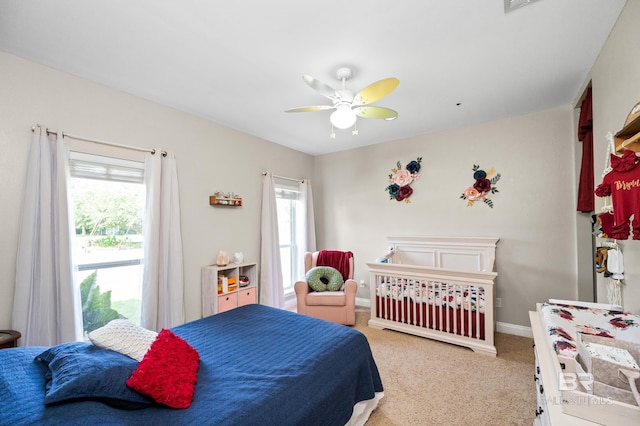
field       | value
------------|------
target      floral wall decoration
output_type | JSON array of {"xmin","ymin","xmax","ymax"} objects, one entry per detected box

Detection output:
[
  {"xmin": 461, "ymin": 164, "xmax": 501, "ymax": 208},
  {"xmin": 385, "ymin": 157, "xmax": 422, "ymax": 203}
]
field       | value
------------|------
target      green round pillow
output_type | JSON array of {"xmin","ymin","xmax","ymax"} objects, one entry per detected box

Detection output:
[{"xmin": 306, "ymin": 266, "xmax": 344, "ymax": 292}]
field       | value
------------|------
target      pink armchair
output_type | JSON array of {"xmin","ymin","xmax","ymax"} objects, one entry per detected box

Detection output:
[{"xmin": 294, "ymin": 251, "xmax": 357, "ymax": 325}]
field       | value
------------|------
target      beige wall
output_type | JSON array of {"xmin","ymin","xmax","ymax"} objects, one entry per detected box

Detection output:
[
  {"xmin": 588, "ymin": 0, "xmax": 640, "ymax": 314},
  {"xmin": 0, "ymin": 52, "xmax": 314, "ymax": 328},
  {"xmin": 313, "ymin": 107, "xmax": 578, "ymax": 327}
]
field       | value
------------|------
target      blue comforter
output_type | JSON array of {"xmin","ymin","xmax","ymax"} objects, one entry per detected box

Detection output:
[{"xmin": 0, "ymin": 304, "xmax": 383, "ymax": 425}]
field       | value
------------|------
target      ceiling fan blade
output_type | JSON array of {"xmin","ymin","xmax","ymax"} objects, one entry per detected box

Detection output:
[
  {"xmin": 302, "ymin": 75, "xmax": 340, "ymax": 101},
  {"xmin": 353, "ymin": 78, "xmax": 399, "ymax": 106},
  {"xmin": 353, "ymin": 106, "xmax": 398, "ymax": 120},
  {"xmin": 285, "ymin": 105, "xmax": 335, "ymax": 113}
]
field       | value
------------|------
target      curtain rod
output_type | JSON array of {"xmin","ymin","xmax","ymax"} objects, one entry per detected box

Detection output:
[
  {"xmin": 31, "ymin": 125, "xmax": 166, "ymax": 156},
  {"xmin": 262, "ymin": 172, "xmax": 304, "ymax": 183}
]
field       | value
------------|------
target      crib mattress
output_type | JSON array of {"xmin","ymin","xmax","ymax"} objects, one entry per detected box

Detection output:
[{"xmin": 538, "ymin": 302, "xmax": 640, "ymax": 358}]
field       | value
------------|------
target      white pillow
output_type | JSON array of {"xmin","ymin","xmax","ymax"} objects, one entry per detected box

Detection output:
[{"xmin": 88, "ymin": 319, "xmax": 158, "ymax": 361}]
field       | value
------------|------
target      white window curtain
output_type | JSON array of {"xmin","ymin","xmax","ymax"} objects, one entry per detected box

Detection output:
[
  {"xmin": 260, "ymin": 172, "xmax": 284, "ymax": 307},
  {"xmin": 298, "ymin": 178, "xmax": 317, "ymax": 260},
  {"xmin": 12, "ymin": 127, "xmax": 82, "ymax": 346},
  {"xmin": 141, "ymin": 150, "xmax": 185, "ymax": 330}
]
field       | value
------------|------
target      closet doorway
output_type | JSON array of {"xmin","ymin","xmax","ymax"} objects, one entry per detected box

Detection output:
[{"xmin": 575, "ymin": 85, "xmax": 596, "ymax": 303}]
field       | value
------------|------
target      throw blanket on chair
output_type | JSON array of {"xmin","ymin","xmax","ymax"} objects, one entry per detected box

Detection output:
[{"xmin": 317, "ymin": 250, "xmax": 353, "ymax": 281}]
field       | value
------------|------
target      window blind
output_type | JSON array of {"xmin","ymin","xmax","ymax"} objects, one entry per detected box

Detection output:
[{"xmin": 69, "ymin": 152, "xmax": 144, "ymax": 184}]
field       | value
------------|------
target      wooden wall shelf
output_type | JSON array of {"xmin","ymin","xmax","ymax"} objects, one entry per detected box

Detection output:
[
  {"xmin": 210, "ymin": 195, "xmax": 242, "ymax": 206},
  {"xmin": 615, "ymin": 102, "xmax": 640, "ymax": 153}
]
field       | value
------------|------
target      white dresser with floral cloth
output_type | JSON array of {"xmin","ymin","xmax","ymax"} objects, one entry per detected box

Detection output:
[{"xmin": 529, "ymin": 300, "xmax": 640, "ymax": 425}]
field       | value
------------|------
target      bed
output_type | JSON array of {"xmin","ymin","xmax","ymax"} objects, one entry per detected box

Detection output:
[
  {"xmin": 367, "ymin": 236, "xmax": 498, "ymax": 356},
  {"xmin": 0, "ymin": 304, "xmax": 383, "ymax": 425}
]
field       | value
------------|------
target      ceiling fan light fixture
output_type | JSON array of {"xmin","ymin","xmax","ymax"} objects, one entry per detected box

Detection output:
[
  {"xmin": 287, "ymin": 67, "xmax": 399, "ymax": 136},
  {"xmin": 330, "ymin": 104, "xmax": 357, "ymax": 129}
]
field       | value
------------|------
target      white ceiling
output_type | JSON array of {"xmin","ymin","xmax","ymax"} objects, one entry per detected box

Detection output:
[{"xmin": 0, "ymin": 0, "xmax": 627, "ymax": 155}]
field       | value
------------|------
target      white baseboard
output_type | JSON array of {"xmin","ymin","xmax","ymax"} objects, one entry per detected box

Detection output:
[
  {"xmin": 497, "ymin": 321, "xmax": 532, "ymax": 338},
  {"xmin": 356, "ymin": 297, "xmax": 371, "ymax": 308}
]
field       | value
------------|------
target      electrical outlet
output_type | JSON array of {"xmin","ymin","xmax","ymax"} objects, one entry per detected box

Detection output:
[
  {"xmin": 359, "ymin": 280, "xmax": 366, "ymax": 288},
  {"xmin": 496, "ymin": 298, "xmax": 502, "ymax": 308}
]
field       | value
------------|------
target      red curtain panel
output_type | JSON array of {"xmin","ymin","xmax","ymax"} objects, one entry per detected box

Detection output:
[{"xmin": 577, "ymin": 87, "xmax": 594, "ymax": 212}]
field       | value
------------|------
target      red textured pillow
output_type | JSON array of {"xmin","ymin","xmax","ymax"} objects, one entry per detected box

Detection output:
[{"xmin": 126, "ymin": 329, "xmax": 200, "ymax": 409}]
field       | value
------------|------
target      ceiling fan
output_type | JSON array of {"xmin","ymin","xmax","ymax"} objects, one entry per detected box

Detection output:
[{"xmin": 285, "ymin": 67, "xmax": 399, "ymax": 136}]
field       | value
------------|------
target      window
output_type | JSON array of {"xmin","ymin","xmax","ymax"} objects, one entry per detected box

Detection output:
[
  {"xmin": 69, "ymin": 152, "xmax": 146, "ymax": 333},
  {"xmin": 275, "ymin": 179, "xmax": 302, "ymax": 294}
]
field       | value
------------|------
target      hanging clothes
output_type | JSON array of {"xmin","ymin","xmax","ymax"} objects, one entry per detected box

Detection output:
[
  {"xmin": 599, "ymin": 211, "xmax": 616, "ymax": 238},
  {"xmin": 595, "ymin": 149, "xmax": 640, "ymax": 239},
  {"xmin": 594, "ymin": 246, "xmax": 609, "ymax": 275},
  {"xmin": 606, "ymin": 247, "xmax": 624, "ymax": 307},
  {"xmin": 607, "ymin": 248, "xmax": 624, "ymax": 280},
  {"xmin": 577, "ymin": 87, "xmax": 595, "ymax": 212},
  {"xmin": 594, "ymin": 244, "xmax": 624, "ymax": 307}
]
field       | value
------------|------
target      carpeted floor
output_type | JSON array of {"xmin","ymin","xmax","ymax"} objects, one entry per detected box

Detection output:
[{"xmin": 353, "ymin": 307, "xmax": 537, "ymax": 426}]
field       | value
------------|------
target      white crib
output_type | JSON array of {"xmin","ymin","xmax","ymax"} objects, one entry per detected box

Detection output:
[{"xmin": 367, "ymin": 236, "xmax": 499, "ymax": 356}]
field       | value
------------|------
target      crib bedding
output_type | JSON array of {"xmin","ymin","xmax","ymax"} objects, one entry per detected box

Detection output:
[
  {"xmin": 374, "ymin": 279, "xmax": 487, "ymax": 340},
  {"xmin": 0, "ymin": 304, "xmax": 383, "ymax": 426},
  {"xmin": 539, "ymin": 302, "xmax": 640, "ymax": 358},
  {"xmin": 375, "ymin": 279, "xmax": 486, "ymax": 313},
  {"xmin": 375, "ymin": 296, "xmax": 485, "ymax": 339}
]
